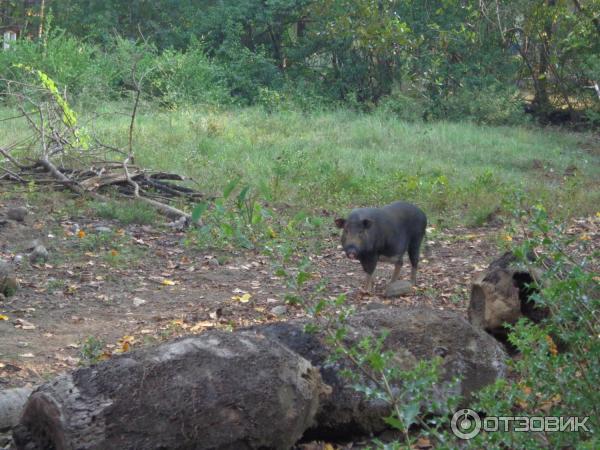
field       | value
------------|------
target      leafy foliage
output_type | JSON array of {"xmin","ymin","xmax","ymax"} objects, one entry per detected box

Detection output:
[
  {"xmin": 2, "ymin": 1, "xmax": 598, "ymax": 124},
  {"xmin": 470, "ymin": 199, "xmax": 599, "ymax": 448}
]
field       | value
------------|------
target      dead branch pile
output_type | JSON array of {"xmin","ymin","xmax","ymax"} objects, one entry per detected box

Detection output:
[{"xmin": 0, "ymin": 77, "xmax": 202, "ymax": 220}]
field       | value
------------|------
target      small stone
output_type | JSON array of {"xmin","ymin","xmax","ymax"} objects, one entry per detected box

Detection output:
[
  {"xmin": 13, "ymin": 254, "xmax": 24, "ymax": 265},
  {"xmin": 94, "ymin": 226, "xmax": 112, "ymax": 233},
  {"xmin": 167, "ymin": 216, "xmax": 188, "ymax": 231},
  {"xmin": 26, "ymin": 239, "xmax": 42, "ymax": 251},
  {"xmin": 270, "ymin": 305, "xmax": 288, "ymax": 316},
  {"xmin": 7, "ymin": 206, "xmax": 28, "ymax": 222},
  {"xmin": 207, "ymin": 258, "xmax": 220, "ymax": 267},
  {"xmin": 14, "ymin": 318, "xmax": 36, "ymax": 330},
  {"xmin": 385, "ymin": 280, "xmax": 413, "ymax": 297},
  {"xmin": 29, "ymin": 245, "xmax": 49, "ymax": 264},
  {"xmin": 133, "ymin": 297, "xmax": 147, "ymax": 307}
]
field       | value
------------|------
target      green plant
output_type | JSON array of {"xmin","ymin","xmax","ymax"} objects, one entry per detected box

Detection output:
[
  {"xmin": 46, "ymin": 278, "xmax": 67, "ymax": 294},
  {"xmin": 470, "ymin": 199, "xmax": 599, "ymax": 448},
  {"xmin": 79, "ymin": 336, "xmax": 106, "ymax": 365},
  {"xmin": 276, "ymin": 258, "xmax": 461, "ymax": 448},
  {"xmin": 92, "ymin": 200, "xmax": 157, "ymax": 225},
  {"xmin": 190, "ymin": 178, "xmax": 273, "ymax": 250}
]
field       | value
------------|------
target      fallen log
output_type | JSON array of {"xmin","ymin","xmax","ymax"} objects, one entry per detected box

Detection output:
[
  {"xmin": 11, "ymin": 307, "xmax": 507, "ymax": 447},
  {"xmin": 0, "ymin": 387, "xmax": 32, "ymax": 432},
  {"xmin": 252, "ymin": 305, "xmax": 508, "ymax": 437},
  {"xmin": 468, "ymin": 252, "xmax": 549, "ymax": 341},
  {"xmin": 13, "ymin": 330, "xmax": 329, "ymax": 450}
]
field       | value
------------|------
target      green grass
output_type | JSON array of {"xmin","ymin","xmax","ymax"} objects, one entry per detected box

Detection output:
[
  {"xmin": 2, "ymin": 102, "xmax": 599, "ymax": 226},
  {"xmin": 92, "ymin": 200, "xmax": 158, "ymax": 225}
]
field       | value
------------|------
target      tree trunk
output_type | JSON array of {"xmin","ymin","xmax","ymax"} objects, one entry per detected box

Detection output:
[
  {"xmin": 0, "ymin": 387, "xmax": 32, "ymax": 432},
  {"xmin": 533, "ymin": 0, "xmax": 556, "ymax": 114},
  {"xmin": 468, "ymin": 252, "xmax": 549, "ymax": 342},
  {"xmin": 13, "ymin": 330, "xmax": 328, "ymax": 450}
]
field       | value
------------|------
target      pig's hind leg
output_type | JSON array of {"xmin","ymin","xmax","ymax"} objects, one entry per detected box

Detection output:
[{"xmin": 407, "ymin": 238, "xmax": 423, "ymax": 285}]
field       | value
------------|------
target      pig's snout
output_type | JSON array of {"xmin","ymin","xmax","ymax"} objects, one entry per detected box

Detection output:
[{"xmin": 344, "ymin": 245, "xmax": 359, "ymax": 260}]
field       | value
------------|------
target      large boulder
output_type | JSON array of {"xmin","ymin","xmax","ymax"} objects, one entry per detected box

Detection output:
[
  {"xmin": 14, "ymin": 330, "xmax": 329, "ymax": 450},
  {"xmin": 257, "ymin": 305, "xmax": 507, "ymax": 436}
]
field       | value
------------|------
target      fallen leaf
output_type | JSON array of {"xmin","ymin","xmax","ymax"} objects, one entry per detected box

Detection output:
[
  {"xmin": 190, "ymin": 321, "xmax": 215, "ymax": 332},
  {"xmin": 162, "ymin": 279, "xmax": 176, "ymax": 286},
  {"xmin": 209, "ymin": 308, "xmax": 222, "ymax": 320},
  {"xmin": 0, "ymin": 314, "xmax": 8, "ymax": 321},
  {"xmin": 117, "ymin": 335, "xmax": 135, "ymax": 353},
  {"xmin": 412, "ymin": 437, "xmax": 433, "ymax": 449},
  {"xmin": 77, "ymin": 229, "xmax": 86, "ymax": 238},
  {"xmin": 545, "ymin": 335, "xmax": 558, "ymax": 356},
  {"xmin": 232, "ymin": 293, "xmax": 252, "ymax": 303},
  {"xmin": 14, "ymin": 319, "xmax": 36, "ymax": 330}
]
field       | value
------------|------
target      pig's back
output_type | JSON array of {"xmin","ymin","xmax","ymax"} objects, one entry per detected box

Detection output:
[{"xmin": 382, "ymin": 201, "xmax": 427, "ymax": 237}]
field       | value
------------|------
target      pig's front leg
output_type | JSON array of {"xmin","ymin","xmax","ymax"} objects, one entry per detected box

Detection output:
[{"xmin": 360, "ymin": 255, "xmax": 378, "ymax": 293}]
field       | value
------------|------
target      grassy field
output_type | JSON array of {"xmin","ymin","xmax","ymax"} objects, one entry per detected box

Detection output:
[{"xmin": 1, "ymin": 102, "xmax": 598, "ymax": 226}]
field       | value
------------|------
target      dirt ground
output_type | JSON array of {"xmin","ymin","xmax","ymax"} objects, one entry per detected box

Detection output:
[{"xmin": 0, "ymin": 187, "xmax": 596, "ymax": 392}]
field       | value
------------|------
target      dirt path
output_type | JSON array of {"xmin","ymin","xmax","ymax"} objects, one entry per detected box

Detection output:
[{"xmin": 1, "ymin": 190, "xmax": 505, "ymax": 389}]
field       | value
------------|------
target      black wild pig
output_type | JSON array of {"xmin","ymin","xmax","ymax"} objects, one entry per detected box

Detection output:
[{"xmin": 335, "ymin": 202, "xmax": 427, "ymax": 292}]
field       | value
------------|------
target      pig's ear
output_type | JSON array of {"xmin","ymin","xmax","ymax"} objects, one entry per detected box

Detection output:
[
  {"xmin": 334, "ymin": 218, "xmax": 346, "ymax": 229},
  {"xmin": 362, "ymin": 219, "xmax": 373, "ymax": 229}
]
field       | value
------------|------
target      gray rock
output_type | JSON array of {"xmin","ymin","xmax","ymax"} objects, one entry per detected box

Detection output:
[
  {"xmin": 270, "ymin": 305, "xmax": 288, "ymax": 316},
  {"xmin": 29, "ymin": 245, "xmax": 49, "ymax": 265},
  {"xmin": 6, "ymin": 207, "xmax": 28, "ymax": 222},
  {"xmin": 207, "ymin": 258, "xmax": 220, "ymax": 267},
  {"xmin": 0, "ymin": 260, "xmax": 18, "ymax": 297},
  {"xmin": 25, "ymin": 240, "xmax": 41, "ymax": 252},
  {"xmin": 94, "ymin": 226, "xmax": 112, "ymax": 234},
  {"xmin": 13, "ymin": 255, "xmax": 24, "ymax": 265},
  {"xmin": 133, "ymin": 297, "xmax": 147, "ymax": 307},
  {"xmin": 167, "ymin": 216, "xmax": 188, "ymax": 231},
  {"xmin": 385, "ymin": 280, "xmax": 413, "ymax": 297}
]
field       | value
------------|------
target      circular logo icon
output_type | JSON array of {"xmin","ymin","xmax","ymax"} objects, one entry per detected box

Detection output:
[{"xmin": 451, "ymin": 408, "xmax": 482, "ymax": 439}]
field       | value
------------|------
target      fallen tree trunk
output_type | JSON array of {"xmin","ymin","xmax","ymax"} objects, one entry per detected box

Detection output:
[
  {"xmin": 468, "ymin": 252, "xmax": 549, "ymax": 342},
  {"xmin": 0, "ymin": 387, "xmax": 32, "ymax": 432},
  {"xmin": 13, "ymin": 330, "xmax": 328, "ymax": 450},
  {"xmin": 252, "ymin": 305, "xmax": 508, "ymax": 437},
  {"xmin": 12, "ymin": 307, "xmax": 507, "ymax": 447}
]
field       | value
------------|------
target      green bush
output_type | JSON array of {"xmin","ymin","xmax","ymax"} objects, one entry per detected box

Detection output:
[
  {"xmin": 375, "ymin": 91, "xmax": 426, "ymax": 122},
  {"xmin": 0, "ymin": 31, "xmax": 113, "ymax": 100},
  {"xmin": 471, "ymin": 201, "xmax": 599, "ymax": 448},
  {"xmin": 146, "ymin": 40, "xmax": 231, "ymax": 107},
  {"xmin": 430, "ymin": 83, "xmax": 527, "ymax": 126}
]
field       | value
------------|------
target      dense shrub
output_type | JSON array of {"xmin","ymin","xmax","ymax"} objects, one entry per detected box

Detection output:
[
  {"xmin": 429, "ymin": 83, "xmax": 527, "ymax": 126},
  {"xmin": 0, "ymin": 31, "xmax": 114, "ymax": 99}
]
